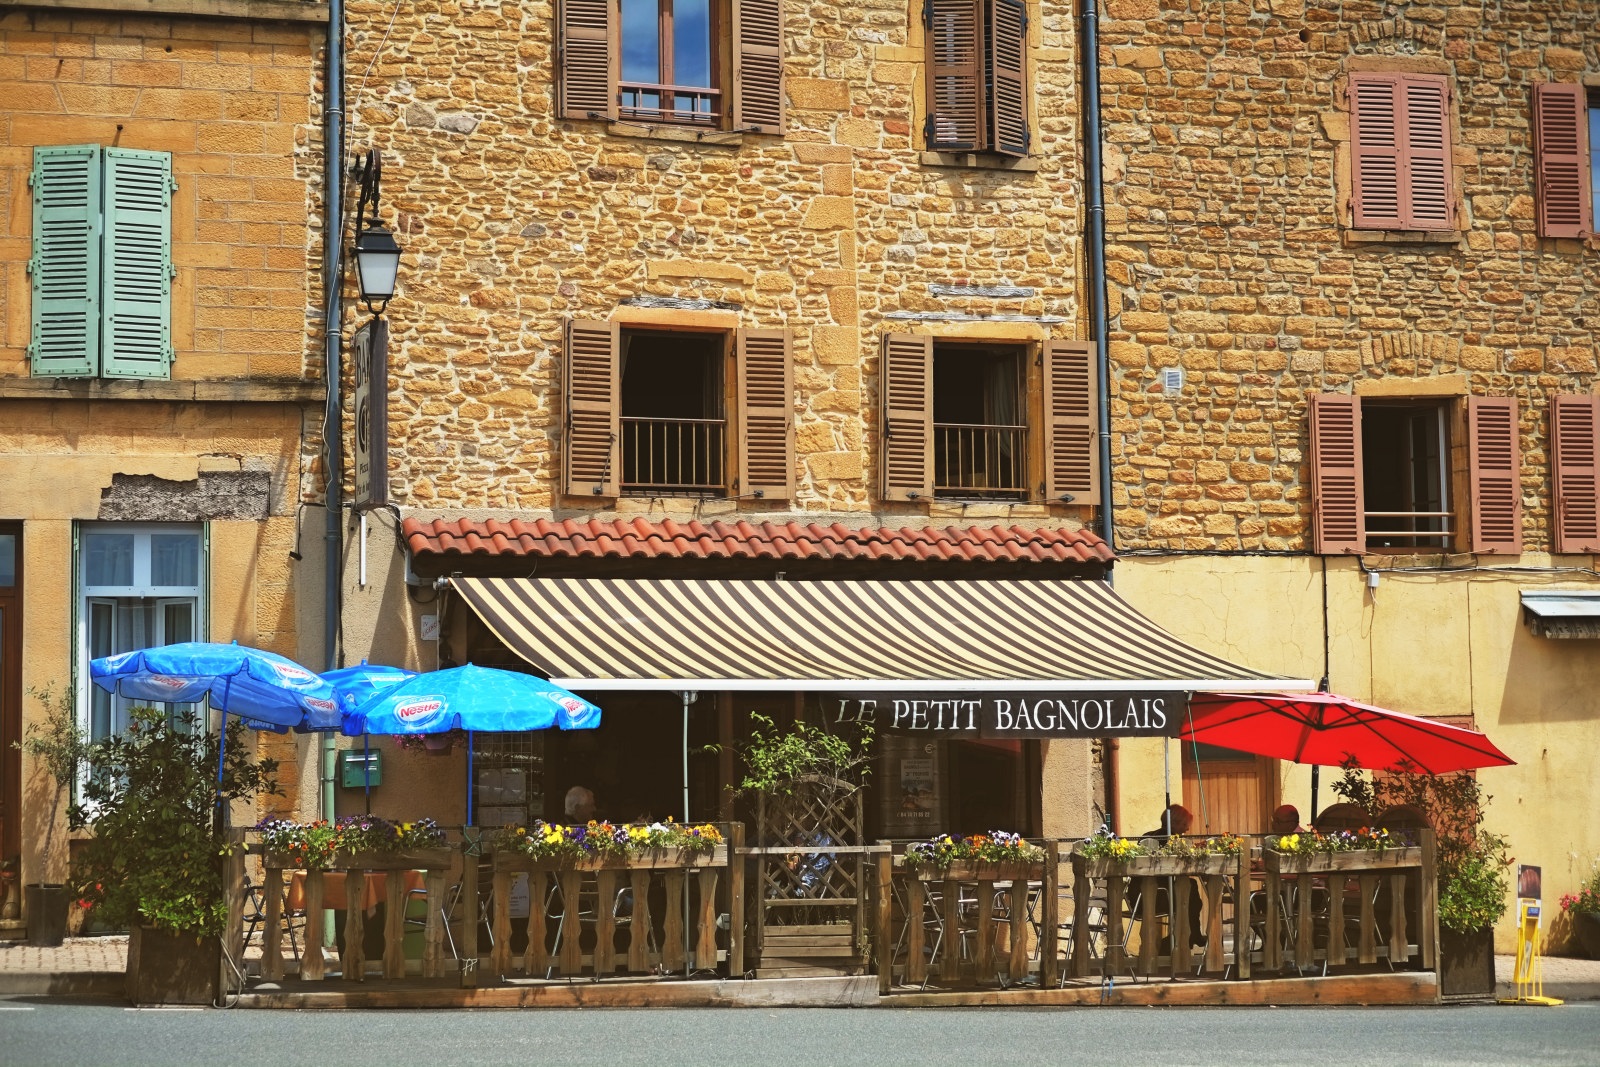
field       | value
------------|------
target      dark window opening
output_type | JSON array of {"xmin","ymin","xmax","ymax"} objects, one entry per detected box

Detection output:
[
  {"xmin": 1363, "ymin": 402, "xmax": 1449, "ymax": 549},
  {"xmin": 1589, "ymin": 86, "xmax": 1600, "ymax": 233},
  {"xmin": 619, "ymin": 328, "xmax": 725, "ymax": 494},
  {"xmin": 932, "ymin": 343, "xmax": 1027, "ymax": 498},
  {"xmin": 619, "ymin": 0, "xmax": 720, "ymax": 125}
]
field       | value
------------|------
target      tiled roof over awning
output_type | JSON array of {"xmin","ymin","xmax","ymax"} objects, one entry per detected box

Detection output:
[
  {"xmin": 448, "ymin": 576, "xmax": 1308, "ymax": 693},
  {"xmin": 403, "ymin": 517, "xmax": 1114, "ymax": 565}
]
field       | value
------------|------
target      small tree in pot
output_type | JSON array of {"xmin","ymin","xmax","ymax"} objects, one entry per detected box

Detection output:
[
  {"xmin": 14, "ymin": 685, "xmax": 88, "ymax": 946},
  {"xmin": 70, "ymin": 707, "xmax": 278, "ymax": 1005}
]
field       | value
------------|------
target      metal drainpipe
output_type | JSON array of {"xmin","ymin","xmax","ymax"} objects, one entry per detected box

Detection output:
[
  {"xmin": 321, "ymin": 0, "xmax": 346, "ymax": 841},
  {"xmin": 1081, "ymin": 0, "xmax": 1118, "ymax": 835}
]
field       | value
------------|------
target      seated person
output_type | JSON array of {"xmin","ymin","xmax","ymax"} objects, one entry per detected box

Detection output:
[
  {"xmin": 565, "ymin": 785, "xmax": 597, "ymax": 824},
  {"xmin": 1270, "ymin": 804, "xmax": 1302, "ymax": 835},
  {"xmin": 1139, "ymin": 803, "xmax": 1194, "ymax": 844},
  {"xmin": 1138, "ymin": 804, "xmax": 1204, "ymax": 950}
]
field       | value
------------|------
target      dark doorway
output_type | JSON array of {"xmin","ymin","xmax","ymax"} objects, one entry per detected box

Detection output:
[{"xmin": 0, "ymin": 523, "xmax": 20, "ymax": 866}]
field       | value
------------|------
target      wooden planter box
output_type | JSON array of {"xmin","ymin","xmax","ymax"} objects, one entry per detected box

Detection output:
[
  {"xmin": 1071, "ymin": 852, "xmax": 1237, "ymax": 878},
  {"xmin": 261, "ymin": 849, "xmax": 455, "ymax": 871},
  {"xmin": 491, "ymin": 843, "xmax": 729, "ymax": 872},
  {"xmin": 1263, "ymin": 846, "xmax": 1422, "ymax": 874},
  {"xmin": 126, "ymin": 925, "xmax": 219, "ymax": 1006},
  {"xmin": 904, "ymin": 859, "xmax": 1044, "ymax": 882},
  {"xmin": 1439, "ymin": 925, "xmax": 1495, "ymax": 998}
]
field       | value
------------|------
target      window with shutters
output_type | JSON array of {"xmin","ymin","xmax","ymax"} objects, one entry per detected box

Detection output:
[
  {"xmin": 1345, "ymin": 71, "xmax": 1457, "ymax": 232},
  {"xmin": 1309, "ymin": 393, "xmax": 1522, "ymax": 555},
  {"xmin": 563, "ymin": 320, "xmax": 793, "ymax": 501},
  {"xmin": 923, "ymin": 0, "xmax": 1031, "ymax": 157},
  {"xmin": 28, "ymin": 145, "xmax": 174, "ymax": 380},
  {"xmin": 880, "ymin": 335, "xmax": 1098, "ymax": 505},
  {"xmin": 557, "ymin": 0, "xmax": 784, "ymax": 133}
]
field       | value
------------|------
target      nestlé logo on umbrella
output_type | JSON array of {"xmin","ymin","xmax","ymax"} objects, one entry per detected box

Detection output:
[
  {"xmin": 395, "ymin": 697, "xmax": 445, "ymax": 729},
  {"xmin": 270, "ymin": 661, "xmax": 317, "ymax": 685}
]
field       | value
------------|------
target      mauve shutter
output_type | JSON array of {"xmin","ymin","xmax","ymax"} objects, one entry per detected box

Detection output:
[
  {"xmin": 28, "ymin": 145, "xmax": 101, "ymax": 377},
  {"xmin": 100, "ymin": 148, "xmax": 174, "ymax": 379},
  {"xmin": 733, "ymin": 0, "xmax": 784, "ymax": 133},
  {"xmin": 557, "ymin": 0, "xmax": 614, "ymax": 121},
  {"xmin": 1467, "ymin": 397, "xmax": 1522, "ymax": 555},
  {"xmin": 881, "ymin": 333, "xmax": 933, "ymax": 501},
  {"xmin": 564, "ymin": 318, "xmax": 619, "ymax": 497},
  {"xmin": 1349, "ymin": 73, "xmax": 1403, "ymax": 229},
  {"xmin": 736, "ymin": 328, "xmax": 793, "ymax": 500},
  {"xmin": 1309, "ymin": 393, "xmax": 1365, "ymax": 554},
  {"xmin": 987, "ymin": 0, "xmax": 1028, "ymax": 156},
  {"xmin": 1400, "ymin": 74, "xmax": 1454, "ymax": 231},
  {"xmin": 1533, "ymin": 83, "xmax": 1593, "ymax": 239},
  {"xmin": 1041, "ymin": 340, "xmax": 1097, "ymax": 504},
  {"xmin": 925, "ymin": 0, "xmax": 983, "ymax": 151},
  {"xmin": 1551, "ymin": 394, "xmax": 1600, "ymax": 553}
]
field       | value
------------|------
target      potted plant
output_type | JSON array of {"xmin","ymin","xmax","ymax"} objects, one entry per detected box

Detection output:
[
  {"xmin": 14, "ymin": 684, "xmax": 87, "ymax": 946},
  {"xmin": 70, "ymin": 707, "xmax": 278, "ymax": 1005},
  {"xmin": 1558, "ymin": 859, "xmax": 1600, "ymax": 960},
  {"xmin": 1334, "ymin": 760, "xmax": 1509, "ymax": 997}
]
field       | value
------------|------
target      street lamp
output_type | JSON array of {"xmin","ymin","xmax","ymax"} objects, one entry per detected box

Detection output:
[{"xmin": 353, "ymin": 222, "xmax": 401, "ymax": 313}]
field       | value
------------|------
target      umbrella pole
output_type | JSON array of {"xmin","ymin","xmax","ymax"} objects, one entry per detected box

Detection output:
[
  {"xmin": 363, "ymin": 733, "xmax": 371, "ymax": 816},
  {"xmin": 214, "ymin": 676, "xmax": 235, "ymax": 832},
  {"xmin": 467, "ymin": 730, "xmax": 475, "ymax": 828},
  {"xmin": 1162, "ymin": 738, "xmax": 1171, "ymax": 834},
  {"xmin": 1309, "ymin": 765, "xmax": 1320, "ymax": 826}
]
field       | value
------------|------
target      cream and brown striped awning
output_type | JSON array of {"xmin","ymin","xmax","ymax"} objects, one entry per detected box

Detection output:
[{"xmin": 449, "ymin": 577, "xmax": 1309, "ymax": 693}]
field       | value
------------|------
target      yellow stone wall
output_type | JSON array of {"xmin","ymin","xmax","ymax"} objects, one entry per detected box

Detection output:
[
  {"xmin": 342, "ymin": 0, "xmax": 1094, "ymax": 525},
  {"xmin": 1114, "ymin": 556, "xmax": 1600, "ymax": 953},
  {"xmin": 0, "ymin": 6, "xmax": 320, "ymax": 379}
]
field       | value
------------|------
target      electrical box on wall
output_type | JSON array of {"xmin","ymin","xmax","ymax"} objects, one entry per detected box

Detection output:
[{"xmin": 340, "ymin": 749, "xmax": 382, "ymax": 789}]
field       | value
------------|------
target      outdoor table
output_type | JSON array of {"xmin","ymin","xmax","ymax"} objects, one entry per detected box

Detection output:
[{"xmin": 287, "ymin": 869, "xmax": 427, "ymax": 914}]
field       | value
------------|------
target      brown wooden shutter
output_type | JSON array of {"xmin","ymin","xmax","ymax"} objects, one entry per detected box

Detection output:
[
  {"xmin": 925, "ymin": 0, "xmax": 984, "ymax": 151},
  {"xmin": 1400, "ymin": 75, "xmax": 1454, "ymax": 230},
  {"xmin": 1309, "ymin": 393, "xmax": 1365, "ymax": 554},
  {"xmin": 1533, "ymin": 83, "xmax": 1593, "ymax": 239},
  {"xmin": 1467, "ymin": 396, "xmax": 1522, "ymax": 555},
  {"xmin": 987, "ymin": 0, "xmax": 1028, "ymax": 156},
  {"xmin": 1349, "ymin": 73, "xmax": 1404, "ymax": 229},
  {"xmin": 1041, "ymin": 339, "xmax": 1097, "ymax": 504},
  {"xmin": 881, "ymin": 333, "xmax": 933, "ymax": 501},
  {"xmin": 557, "ymin": 0, "xmax": 614, "ymax": 121},
  {"xmin": 564, "ymin": 318, "xmax": 619, "ymax": 497},
  {"xmin": 733, "ymin": 0, "xmax": 785, "ymax": 133},
  {"xmin": 736, "ymin": 328, "xmax": 793, "ymax": 501},
  {"xmin": 1551, "ymin": 394, "xmax": 1600, "ymax": 553}
]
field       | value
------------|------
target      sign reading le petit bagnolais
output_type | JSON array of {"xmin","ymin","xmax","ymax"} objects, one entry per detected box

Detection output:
[{"xmin": 824, "ymin": 691, "xmax": 1186, "ymax": 739}]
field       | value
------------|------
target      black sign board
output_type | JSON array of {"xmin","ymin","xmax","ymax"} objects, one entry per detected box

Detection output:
[
  {"xmin": 821, "ymin": 691, "xmax": 1185, "ymax": 739},
  {"xmin": 352, "ymin": 317, "xmax": 388, "ymax": 511}
]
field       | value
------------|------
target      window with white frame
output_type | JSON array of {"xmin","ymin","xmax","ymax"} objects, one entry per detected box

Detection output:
[{"xmin": 79, "ymin": 523, "xmax": 205, "ymax": 743}]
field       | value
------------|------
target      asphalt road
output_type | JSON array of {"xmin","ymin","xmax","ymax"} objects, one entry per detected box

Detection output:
[{"xmin": 1, "ymin": 998, "xmax": 1597, "ymax": 1066}]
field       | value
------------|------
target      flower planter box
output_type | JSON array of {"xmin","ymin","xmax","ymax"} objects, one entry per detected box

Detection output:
[
  {"xmin": 1439, "ymin": 925, "xmax": 1495, "ymax": 998},
  {"xmin": 126, "ymin": 925, "xmax": 219, "ymax": 1006},
  {"xmin": 904, "ymin": 860, "xmax": 1044, "ymax": 882},
  {"xmin": 491, "ymin": 844, "xmax": 728, "ymax": 872},
  {"xmin": 1071, "ymin": 853, "xmax": 1236, "ymax": 879},
  {"xmin": 261, "ymin": 849, "xmax": 455, "ymax": 871},
  {"xmin": 1572, "ymin": 911, "xmax": 1600, "ymax": 960},
  {"xmin": 24, "ymin": 884, "xmax": 70, "ymax": 947},
  {"xmin": 1262, "ymin": 846, "xmax": 1422, "ymax": 874}
]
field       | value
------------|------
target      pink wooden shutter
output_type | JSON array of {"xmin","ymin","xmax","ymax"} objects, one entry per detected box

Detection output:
[
  {"xmin": 1349, "ymin": 73, "xmax": 1404, "ymax": 229},
  {"xmin": 1533, "ymin": 83, "xmax": 1593, "ymax": 239},
  {"xmin": 1551, "ymin": 394, "xmax": 1600, "ymax": 553},
  {"xmin": 1041, "ymin": 340, "xmax": 1097, "ymax": 503},
  {"xmin": 733, "ymin": 0, "xmax": 785, "ymax": 133},
  {"xmin": 564, "ymin": 318, "xmax": 619, "ymax": 497},
  {"xmin": 1309, "ymin": 393, "xmax": 1365, "ymax": 554},
  {"xmin": 736, "ymin": 328, "xmax": 793, "ymax": 500},
  {"xmin": 1467, "ymin": 397, "xmax": 1522, "ymax": 554},
  {"xmin": 1399, "ymin": 75, "xmax": 1454, "ymax": 230},
  {"xmin": 557, "ymin": 0, "xmax": 614, "ymax": 121},
  {"xmin": 881, "ymin": 333, "xmax": 933, "ymax": 501}
]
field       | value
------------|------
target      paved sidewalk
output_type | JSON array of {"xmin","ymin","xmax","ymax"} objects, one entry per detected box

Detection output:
[{"xmin": 1495, "ymin": 951, "xmax": 1600, "ymax": 1003}]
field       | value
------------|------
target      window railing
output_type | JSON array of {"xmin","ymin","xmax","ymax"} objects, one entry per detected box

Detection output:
[
  {"xmin": 618, "ymin": 82, "xmax": 721, "ymax": 126},
  {"xmin": 1365, "ymin": 510, "xmax": 1453, "ymax": 548},
  {"xmin": 933, "ymin": 422, "xmax": 1028, "ymax": 497},
  {"xmin": 621, "ymin": 416, "xmax": 725, "ymax": 495}
]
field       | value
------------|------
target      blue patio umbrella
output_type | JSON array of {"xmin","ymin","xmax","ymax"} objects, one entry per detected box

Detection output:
[
  {"xmin": 342, "ymin": 664, "xmax": 602, "ymax": 825},
  {"xmin": 321, "ymin": 660, "xmax": 417, "ymax": 715}
]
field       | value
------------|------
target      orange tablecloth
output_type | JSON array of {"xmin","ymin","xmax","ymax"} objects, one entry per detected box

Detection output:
[{"xmin": 286, "ymin": 870, "xmax": 427, "ymax": 914}]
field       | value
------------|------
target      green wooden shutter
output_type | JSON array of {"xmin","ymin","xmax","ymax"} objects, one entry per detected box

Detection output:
[
  {"xmin": 28, "ymin": 145, "xmax": 101, "ymax": 377},
  {"xmin": 100, "ymin": 148, "xmax": 174, "ymax": 379}
]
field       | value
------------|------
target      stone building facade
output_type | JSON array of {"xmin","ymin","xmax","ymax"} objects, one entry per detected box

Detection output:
[
  {"xmin": 1093, "ymin": 0, "xmax": 1600, "ymax": 949},
  {"xmin": 0, "ymin": 0, "xmax": 328, "ymax": 903}
]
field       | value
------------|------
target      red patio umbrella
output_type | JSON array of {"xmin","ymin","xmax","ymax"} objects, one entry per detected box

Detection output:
[{"xmin": 1182, "ymin": 692, "xmax": 1515, "ymax": 776}]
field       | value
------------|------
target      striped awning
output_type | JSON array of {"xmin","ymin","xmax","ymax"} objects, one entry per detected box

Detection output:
[{"xmin": 449, "ymin": 577, "xmax": 1310, "ymax": 693}]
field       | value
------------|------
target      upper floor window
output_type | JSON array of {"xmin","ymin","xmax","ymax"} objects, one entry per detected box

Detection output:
[
  {"xmin": 29, "ymin": 146, "xmax": 174, "ymax": 380},
  {"xmin": 1309, "ymin": 394, "xmax": 1521, "ymax": 555},
  {"xmin": 924, "ymin": 0, "xmax": 1031, "ymax": 157},
  {"xmin": 556, "ymin": 0, "xmax": 785, "ymax": 133},
  {"xmin": 880, "ymin": 334, "xmax": 1097, "ymax": 505},
  {"xmin": 1348, "ymin": 72, "xmax": 1455, "ymax": 232},
  {"xmin": 78, "ymin": 523, "xmax": 204, "ymax": 743},
  {"xmin": 564, "ymin": 319, "xmax": 793, "ymax": 500},
  {"xmin": 1531, "ymin": 82, "xmax": 1596, "ymax": 239}
]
